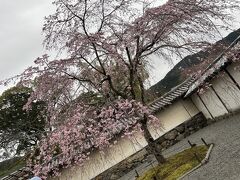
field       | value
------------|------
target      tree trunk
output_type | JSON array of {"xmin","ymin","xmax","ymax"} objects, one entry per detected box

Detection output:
[
  {"xmin": 141, "ymin": 114, "xmax": 166, "ymax": 164},
  {"xmin": 137, "ymin": 74, "xmax": 166, "ymax": 164}
]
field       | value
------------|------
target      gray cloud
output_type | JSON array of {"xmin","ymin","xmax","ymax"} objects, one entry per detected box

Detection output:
[{"xmin": 0, "ymin": 0, "xmax": 55, "ymax": 92}]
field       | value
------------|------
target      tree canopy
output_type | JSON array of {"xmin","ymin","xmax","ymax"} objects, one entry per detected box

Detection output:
[{"xmin": 0, "ymin": 86, "xmax": 46, "ymax": 158}]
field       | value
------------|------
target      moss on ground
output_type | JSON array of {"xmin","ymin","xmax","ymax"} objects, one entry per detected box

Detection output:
[
  {"xmin": 137, "ymin": 145, "xmax": 208, "ymax": 180},
  {"xmin": 0, "ymin": 157, "xmax": 26, "ymax": 178}
]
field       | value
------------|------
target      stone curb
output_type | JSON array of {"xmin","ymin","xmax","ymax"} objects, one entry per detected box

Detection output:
[{"xmin": 178, "ymin": 143, "xmax": 214, "ymax": 180}]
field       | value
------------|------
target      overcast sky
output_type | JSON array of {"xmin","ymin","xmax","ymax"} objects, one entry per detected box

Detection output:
[
  {"xmin": 0, "ymin": 0, "xmax": 55, "ymax": 93},
  {"xmin": 0, "ymin": 1, "xmax": 239, "ymax": 94}
]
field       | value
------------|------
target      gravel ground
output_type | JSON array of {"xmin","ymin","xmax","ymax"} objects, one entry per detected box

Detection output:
[
  {"xmin": 119, "ymin": 113, "xmax": 240, "ymax": 180},
  {"xmin": 181, "ymin": 113, "xmax": 240, "ymax": 180}
]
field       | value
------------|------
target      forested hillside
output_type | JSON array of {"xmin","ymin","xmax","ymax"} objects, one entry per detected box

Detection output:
[{"xmin": 149, "ymin": 28, "xmax": 240, "ymax": 97}]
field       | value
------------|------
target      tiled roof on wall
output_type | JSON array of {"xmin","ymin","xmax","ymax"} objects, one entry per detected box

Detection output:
[
  {"xmin": 185, "ymin": 35, "xmax": 240, "ymax": 97},
  {"xmin": 1, "ymin": 167, "xmax": 31, "ymax": 180},
  {"xmin": 148, "ymin": 77, "xmax": 196, "ymax": 113}
]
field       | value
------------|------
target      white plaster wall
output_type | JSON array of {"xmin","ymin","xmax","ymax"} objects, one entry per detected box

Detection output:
[
  {"xmin": 191, "ymin": 93, "xmax": 212, "ymax": 119},
  {"xmin": 211, "ymin": 72, "xmax": 240, "ymax": 111},
  {"xmin": 51, "ymin": 99, "xmax": 200, "ymax": 180},
  {"xmin": 199, "ymin": 87, "xmax": 228, "ymax": 118},
  {"xmin": 182, "ymin": 98, "xmax": 200, "ymax": 117},
  {"xmin": 191, "ymin": 76, "xmax": 237, "ymax": 119},
  {"xmin": 226, "ymin": 62, "xmax": 240, "ymax": 85},
  {"xmin": 190, "ymin": 63, "xmax": 240, "ymax": 119},
  {"xmin": 52, "ymin": 133, "xmax": 147, "ymax": 180},
  {"xmin": 151, "ymin": 99, "xmax": 200, "ymax": 139}
]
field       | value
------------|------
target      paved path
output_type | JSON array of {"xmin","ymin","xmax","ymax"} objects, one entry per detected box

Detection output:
[
  {"xmin": 119, "ymin": 113, "xmax": 240, "ymax": 180},
  {"xmin": 181, "ymin": 114, "xmax": 240, "ymax": 180}
]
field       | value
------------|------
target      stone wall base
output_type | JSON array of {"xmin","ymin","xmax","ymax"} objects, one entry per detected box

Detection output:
[
  {"xmin": 155, "ymin": 112, "xmax": 207, "ymax": 151},
  {"xmin": 95, "ymin": 112, "xmax": 207, "ymax": 180}
]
